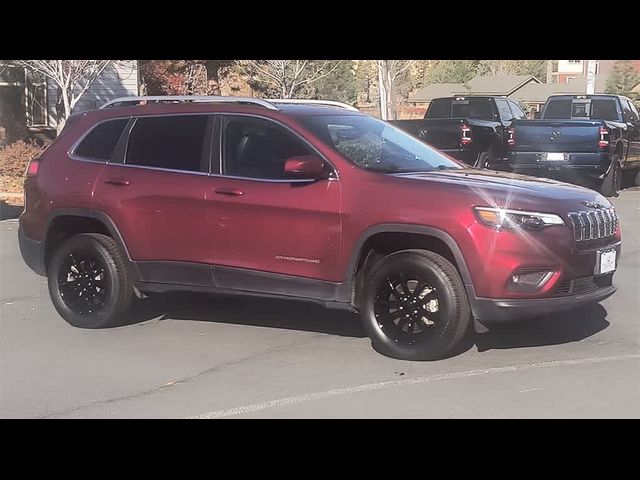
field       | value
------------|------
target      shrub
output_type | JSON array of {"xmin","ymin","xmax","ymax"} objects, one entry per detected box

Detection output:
[{"xmin": 0, "ymin": 140, "xmax": 45, "ymax": 178}]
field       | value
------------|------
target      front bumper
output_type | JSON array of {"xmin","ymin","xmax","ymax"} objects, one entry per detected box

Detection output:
[
  {"xmin": 470, "ymin": 284, "xmax": 616, "ymax": 323},
  {"xmin": 18, "ymin": 223, "xmax": 46, "ymax": 276}
]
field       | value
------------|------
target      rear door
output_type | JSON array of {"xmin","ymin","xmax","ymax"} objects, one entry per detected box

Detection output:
[{"xmin": 93, "ymin": 114, "xmax": 218, "ymax": 285}]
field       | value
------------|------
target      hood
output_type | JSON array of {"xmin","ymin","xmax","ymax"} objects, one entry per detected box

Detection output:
[{"xmin": 390, "ymin": 168, "xmax": 612, "ymax": 214}]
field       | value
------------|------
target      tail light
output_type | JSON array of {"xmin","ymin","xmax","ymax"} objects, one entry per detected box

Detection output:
[
  {"xmin": 598, "ymin": 126, "xmax": 609, "ymax": 149},
  {"xmin": 507, "ymin": 127, "xmax": 516, "ymax": 146},
  {"xmin": 460, "ymin": 123, "xmax": 472, "ymax": 146},
  {"xmin": 26, "ymin": 157, "xmax": 40, "ymax": 177}
]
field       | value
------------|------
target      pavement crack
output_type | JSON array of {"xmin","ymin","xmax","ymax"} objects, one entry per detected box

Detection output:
[{"xmin": 38, "ymin": 333, "xmax": 323, "ymax": 418}]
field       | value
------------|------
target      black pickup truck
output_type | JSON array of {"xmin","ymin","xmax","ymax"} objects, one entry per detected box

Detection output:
[
  {"xmin": 506, "ymin": 94, "xmax": 640, "ymax": 196},
  {"xmin": 390, "ymin": 96, "xmax": 527, "ymax": 168}
]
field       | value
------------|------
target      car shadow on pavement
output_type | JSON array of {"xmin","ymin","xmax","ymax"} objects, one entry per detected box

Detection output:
[
  {"xmin": 123, "ymin": 291, "xmax": 367, "ymax": 338},
  {"xmin": 0, "ymin": 201, "xmax": 23, "ymax": 220},
  {"xmin": 475, "ymin": 303, "xmax": 610, "ymax": 352},
  {"xmin": 122, "ymin": 292, "xmax": 610, "ymax": 352}
]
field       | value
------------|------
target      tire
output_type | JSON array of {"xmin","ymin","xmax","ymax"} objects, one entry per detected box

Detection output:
[
  {"xmin": 600, "ymin": 156, "xmax": 622, "ymax": 197},
  {"xmin": 359, "ymin": 249, "xmax": 472, "ymax": 361},
  {"xmin": 474, "ymin": 149, "xmax": 494, "ymax": 169},
  {"xmin": 47, "ymin": 233, "xmax": 133, "ymax": 328},
  {"xmin": 622, "ymin": 168, "xmax": 640, "ymax": 188}
]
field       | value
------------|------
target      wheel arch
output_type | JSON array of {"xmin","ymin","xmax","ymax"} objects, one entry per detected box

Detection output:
[
  {"xmin": 44, "ymin": 208, "xmax": 140, "ymax": 280},
  {"xmin": 338, "ymin": 224, "xmax": 476, "ymax": 309}
]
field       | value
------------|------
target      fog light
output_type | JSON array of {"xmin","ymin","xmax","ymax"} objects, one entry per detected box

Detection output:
[{"xmin": 508, "ymin": 270, "xmax": 554, "ymax": 292}]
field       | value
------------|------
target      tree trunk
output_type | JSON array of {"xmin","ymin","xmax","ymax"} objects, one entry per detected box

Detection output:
[
  {"xmin": 378, "ymin": 60, "xmax": 389, "ymax": 120},
  {"xmin": 204, "ymin": 62, "xmax": 221, "ymax": 95}
]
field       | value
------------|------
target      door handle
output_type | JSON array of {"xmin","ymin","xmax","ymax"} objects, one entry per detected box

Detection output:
[
  {"xmin": 214, "ymin": 187, "xmax": 244, "ymax": 196},
  {"xmin": 104, "ymin": 177, "xmax": 131, "ymax": 186}
]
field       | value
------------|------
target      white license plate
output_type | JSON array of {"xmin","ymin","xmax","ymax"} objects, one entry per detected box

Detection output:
[
  {"xmin": 598, "ymin": 249, "xmax": 616, "ymax": 275},
  {"xmin": 545, "ymin": 152, "xmax": 565, "ymax": 161}
]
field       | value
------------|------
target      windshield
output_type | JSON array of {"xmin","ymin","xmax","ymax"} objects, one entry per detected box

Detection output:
[{"xmin": 297, "ymin": 114, "xmax": 462, "ymax": 173}]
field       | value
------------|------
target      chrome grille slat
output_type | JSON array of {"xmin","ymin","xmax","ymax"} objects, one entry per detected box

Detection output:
[{"xmin": 568, "ymin": 207, "xmax": 617, "ymax": 243}]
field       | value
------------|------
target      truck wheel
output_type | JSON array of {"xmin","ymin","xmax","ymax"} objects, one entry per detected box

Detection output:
[
  {"xmin": 47, "ymin": 233, "xmax": 133, "ymax": 329},
  {"xmin": 359, "ymin": 249, "xmax": 472, "ymax": 360},
  {"xmin": 474, "ymin": 150, "xmax": 494, "ymax": 169},
  {"xmin": 622, "ymin": 168, "xmax": 640, "ymax": 188},
  {"xmin": 600, "ymin": 156, "xmax": 622, "ymax": 197}
]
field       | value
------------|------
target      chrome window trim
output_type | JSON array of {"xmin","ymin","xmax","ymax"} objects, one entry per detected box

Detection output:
[{"xmin": 69, "ymin": 111, "xmax": 340, "ymax": 182}]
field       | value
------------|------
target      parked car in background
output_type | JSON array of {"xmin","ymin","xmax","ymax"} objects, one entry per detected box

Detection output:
[
  {"xmin": 506, "ymin": 94, "xmax": 640, "ymax": 196},
  {"xmin": 19, "ymin": 95, "xmax": 621, "ymax": 361},
  {"xmin": 390, "ymin": 96, "xmax": 527, "ymax": 169}
]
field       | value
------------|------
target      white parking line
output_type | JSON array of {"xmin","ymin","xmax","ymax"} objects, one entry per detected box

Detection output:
[{"xmin": 190, "ymin": 354, "xmax": 640, "ymax": 419}]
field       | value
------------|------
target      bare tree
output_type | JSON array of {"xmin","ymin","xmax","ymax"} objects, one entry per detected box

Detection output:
[
  {"xmin": 14, "ymin": 60, "xmax": 112, "ymax": 133},
  {"xmin": 378, "ymin": 60, "xmax": 415, "ymax": 120},
  {"xmin": 238, "ymin": 60, "xmax": 343, "ymax": 99}
]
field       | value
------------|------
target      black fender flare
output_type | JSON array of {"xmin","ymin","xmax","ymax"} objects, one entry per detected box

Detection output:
[
  {"xmin": 45, "ymin": 208, "xmax": 141, "ymax": 281},
  {"xmin": 336, "ymin": 224, "xmax": 477, "ymax": 308}
]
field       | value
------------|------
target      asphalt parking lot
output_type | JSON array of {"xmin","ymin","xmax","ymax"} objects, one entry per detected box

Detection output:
[{"xmin": 1, "ymin": 188, "xmax": 639, "ymax": 419}]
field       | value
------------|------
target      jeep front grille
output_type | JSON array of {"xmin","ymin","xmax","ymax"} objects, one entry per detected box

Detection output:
[{"xmin": 567, "ymin": 207, "xmax": 618, "ymax": 242}]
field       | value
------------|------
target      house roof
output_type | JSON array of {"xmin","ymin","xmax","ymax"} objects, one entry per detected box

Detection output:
[
  {"xmin": 464, "ymin": 75, "xmax": 540, "ymax": 95},
  {"xmin": 409, "ymin": 75, "xmax": 540, "ymax": 103},
  {"xmin": 510, "ymin": 75, "xmax": 607, "ymax": 103},
  {"xmin": 408, "ymin": 83, "xmax": 467, "ymax": 103}
]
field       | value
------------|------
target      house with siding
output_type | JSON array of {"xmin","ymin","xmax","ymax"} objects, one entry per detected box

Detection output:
[{"xmin": 0, "ymin": 61, "xmax": 139, "ymax": 144}]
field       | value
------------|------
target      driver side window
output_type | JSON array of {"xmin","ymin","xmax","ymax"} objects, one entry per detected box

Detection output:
[{"xmin": 222, "ymin": 116, "xmax": 315, "ymax": 179}]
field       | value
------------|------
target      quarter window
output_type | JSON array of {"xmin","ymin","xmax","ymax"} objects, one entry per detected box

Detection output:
[
  {"xmin": 508, "ymin": 101, "xmax": 527, "ymax": 120},
  {"xmin": 126, "ymin": 115, "xmax": 210, "ymax": 172},
  {"xmin": 222, "ymin": 116, "xmax": 316, "ymax": 179},
  {"xmin": 75, "ymin": 118, "xmax": 129, "ymax": 161},
  {"xmin": 495, "ymin": 99, "xmax": 513, "ymax": 121}
]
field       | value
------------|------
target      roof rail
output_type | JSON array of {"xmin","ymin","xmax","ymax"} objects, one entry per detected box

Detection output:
[
  {"xmin": 99, "ymin": 95, "xmax": 279, "ymax": 110},
  {"xmin": 266, "ymin": 98, "xmax": 359, "ymax": 111}
]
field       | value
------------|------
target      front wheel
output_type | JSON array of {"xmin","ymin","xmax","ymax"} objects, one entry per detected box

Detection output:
[
  {"xmin": 359, "ymin": 250, "xmax": 472, "ymax": 360},
  {"xmin": 47, "ymin": 233, "xmax": 133, "ymax": 328}
]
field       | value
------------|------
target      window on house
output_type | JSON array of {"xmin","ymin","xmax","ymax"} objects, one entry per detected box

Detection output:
[
  {"xmin": 126, "ymin": 115, "xmax": 210, "ymax": 172},
  {"xmin": 75, "ymin": 118, "xmax": 129, "ymax": 161}
]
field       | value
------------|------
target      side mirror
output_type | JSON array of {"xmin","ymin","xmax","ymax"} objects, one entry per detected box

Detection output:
[{"xmin": 284, "ymin": 155, "xmax": 327, "ymax": 179}]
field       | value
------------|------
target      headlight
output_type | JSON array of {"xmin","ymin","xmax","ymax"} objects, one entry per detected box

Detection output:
[{"xmin": 473, "ymin": 206, "xmax": 565, "ymax": 230}]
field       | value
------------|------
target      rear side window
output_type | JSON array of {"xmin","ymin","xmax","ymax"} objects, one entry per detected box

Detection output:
[
  {"xmin": 508, "ymin": 101, "xmax": 527, "ymax": 119},
  {"xmin": 494, "ymin": 99, "xmax": 513, "ymax": 121},
  {"xmin": 543, "ymin": 99, "xmax": 572, "ymax": 119},
  {"xmin": 74, "ymin": 118, "xmax": 129, "ymax": 161},
  {"xmin": 425, "ymin": 99, "xmax": 451, "ymax": 118},
  {"xmin": 126, "ymin": 115, "xmax": 210, "ymax": 172}
]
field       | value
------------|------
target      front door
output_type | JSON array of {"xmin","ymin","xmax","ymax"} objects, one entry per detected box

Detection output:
[{"xmin": 210, "ymin": 114, "xmax": 342, "ymax": 285}]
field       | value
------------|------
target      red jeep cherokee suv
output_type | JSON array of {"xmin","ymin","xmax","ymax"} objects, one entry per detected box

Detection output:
[{"xmin": 18, "ymin": 96, "xmax": 621, "ymax": 360}]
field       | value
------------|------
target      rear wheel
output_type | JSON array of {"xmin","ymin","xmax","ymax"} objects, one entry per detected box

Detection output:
[
  {"xmin": 474, "ymin": 149, "xmax": 494, "ymax": 169},
  {"xmin": 600, "ymin": 156, "xmax": 622, "ymax": 197},
  {"xmin": 359, "ymin": 250, "xmax": 472, "ymax": 360},
  {"xmin": 47, "ymin": 233, "xmax": 133, "ymax": 328}
]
